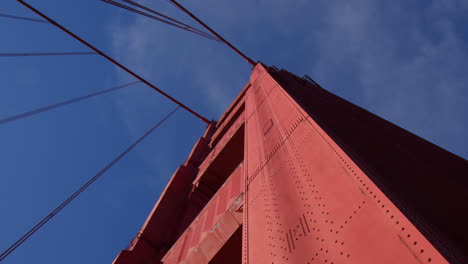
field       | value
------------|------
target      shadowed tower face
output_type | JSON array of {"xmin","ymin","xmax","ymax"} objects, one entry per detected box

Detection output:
[{"xmin": 113, "ymin": 63, "xmax": 468, "ymax": 264}]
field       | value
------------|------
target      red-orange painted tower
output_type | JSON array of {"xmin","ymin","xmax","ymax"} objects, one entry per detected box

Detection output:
[{"xmin": 113, "ymin": 64, "xmax": 468, "ymax": 264}]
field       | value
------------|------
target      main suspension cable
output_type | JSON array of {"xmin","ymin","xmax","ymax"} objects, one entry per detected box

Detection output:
[
  {"xmin": 0, "ymin": 81, "xmax": 140, "ymax": 126},
  {"xmin": 0, "ymin": 12, "xmax": 48, "ymax": 23},
  {"xmin": 17, "ymin": 0, "xmax": 210, "ymax": 124},
  {"xmin": 101, "ymin": 0, "xmax": 221, "ymax": 42},
  {"xmin": 0, "ymin": 106, "xmax": 180, "ymax": 262},
  {"xmin": 114, "ymin": 0, "xmax": 220, "ymax": 41},
  {"xmin": 165, "ymin": 0, "xmax": 256, "ymax": 66},
  {"xmin": 0, "ymin": 52, "xmax": 96, "ymax": 57},
  {"xmin": 121, "ymin": 0, "xmax": 208, "ymax": 32}
]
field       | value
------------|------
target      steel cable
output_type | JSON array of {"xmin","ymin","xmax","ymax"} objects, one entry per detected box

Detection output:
[
  {"xmin": 120, "ymin": 0, "xmax": 220, "ymax": 40},
  {"xmin": 0, "ymin": 52, "xmax": 96, "ymax": 57},
  {"xmin": 0, "ymin": 12, "xmax": 48, "ymax": 23},
  {"xmin": 17, "ymin": 0, "xmax": 210, "ymax": 124},
  {"xmin": 0, "ymin": 81, "xmax": 140, "ymax": 126},
  {"xmin": 0, "ymin": 106, "xmax": 180, "ymax": 262},
  {"xmin": 165, "ymin": 0, "xmax": 256, "ymax": 66},
  {"xmin": 101, "ymin": 0, "xmax": 221, "ymax": 42}
]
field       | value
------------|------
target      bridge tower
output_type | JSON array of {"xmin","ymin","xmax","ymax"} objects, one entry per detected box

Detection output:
[{"xmin": 114, "ymin": 63, "xmax": 468, "ymax": 264}]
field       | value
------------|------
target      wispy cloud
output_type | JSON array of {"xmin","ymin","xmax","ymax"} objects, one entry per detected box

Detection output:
[
  {"xmin": 311, "ymin": 0, "xmax": 468, "ymax": 157},
  {"xmin": 107, "ymin": 0, "xmax": 468, "ymax": 158}
]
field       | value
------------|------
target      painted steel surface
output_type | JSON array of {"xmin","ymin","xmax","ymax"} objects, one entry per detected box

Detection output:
[
  {"xmin": 278, "ymin": 69, "xmax": 468, "ymax": 263},
  {"xmin": 115, "ymin": 63, "xmax": 467, "ymax": 264},
  {"xmin": 163, "ymin": 164, "xmax": 243, "ymax": 263},
  {"xmin": 242, "ymin": 64, "xmax": 448, "ymax": 264}
]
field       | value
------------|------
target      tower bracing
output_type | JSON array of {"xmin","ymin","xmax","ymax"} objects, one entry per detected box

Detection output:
[{"xmin": 114, "ymin": 63, "xmax": 468, "ymax": 264}]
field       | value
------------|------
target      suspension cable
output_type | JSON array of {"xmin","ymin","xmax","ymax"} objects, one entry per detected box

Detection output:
[
  {"xmin": 0, "ymin": 52, "xmax": 96, "ymax": 57},
  {"xmin": 0, "ymin": 12, "xmax": 48, "ymax": 24},
  {"xmin": 121, "ymin": 0, "xmax": 207, "ymax": 32},
  {"xmin": 0, "ymin": 106, "xmax": 180, "ymax": 262},
  {"xmin": 116, "ymin": 0, "xmax": 220, "ymax": 41},
  {"xmin": 17, "ymin": 0, "xmax": 210, "ymax": 124},
  {"xmin": 101, "ymin": 0, "xmax": 221, "ymax": 42},
  {"xmin": 0, "ymin": 81, "xmax": 140, "ymax": 126},
  {"xmin": 165, "ymin": 0, "xmax": 256, "ymax": 66}
]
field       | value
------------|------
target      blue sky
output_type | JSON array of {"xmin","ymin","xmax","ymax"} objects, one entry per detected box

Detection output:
[{"xmin": 0, "ymin": 0, "xmax": 467, "ymax": 263}]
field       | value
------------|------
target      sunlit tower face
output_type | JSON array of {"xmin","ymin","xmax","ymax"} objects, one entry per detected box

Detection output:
[
  {"xmin": 114, "ymin": 64, "xmax": 468, "ymax": 264},
  {"xmin": 2, "ymin": 1, "xmax": 467, "ymax": 263}
]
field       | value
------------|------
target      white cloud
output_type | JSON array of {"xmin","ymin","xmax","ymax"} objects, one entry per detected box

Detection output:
[
  {"xmin": 107, "ymin": 0, "xmax": 468, "ymax": 158},
  {"xmin": 311, "ymin": 0, "xmax": 468, "ymax": 157}
]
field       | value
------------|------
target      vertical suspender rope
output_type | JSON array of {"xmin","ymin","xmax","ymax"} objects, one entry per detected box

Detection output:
[
  {"xmin": 0, "ymin": 12, "xmax": 48, "ymax": 23},
  {"xmin": 101, "ymin": 0, "xmax": 221, "ymax": 42},
  {"xmin": 0, "ymin": 81, "xmax": 140, "ymax": 125},
  {"xmin": 166, "ymin": 0, "xmax": 256, "ymax": 67},
  {"xmin": 17, "ymin": 0, "xmax": 210, "ymax": 125},
  {"xmin": 0, "ymin": 52, "xmax": 96, "ymax": 57},
  {"xmin": 0, "ymin": 107, "xmax": 180, "ymax": 262}
]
